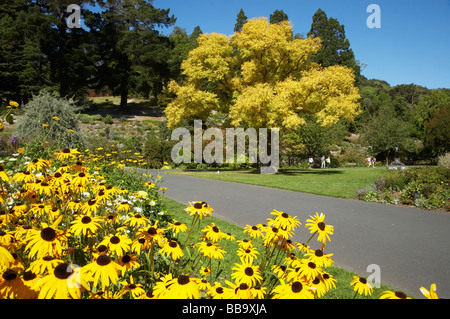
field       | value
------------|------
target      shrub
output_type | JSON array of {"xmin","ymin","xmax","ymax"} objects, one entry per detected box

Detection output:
[{"xmin": 16, "ymin": 91, "xmax": 83, "ymax": 151}]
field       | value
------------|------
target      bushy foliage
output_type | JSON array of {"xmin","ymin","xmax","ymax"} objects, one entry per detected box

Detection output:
[
  {"xmin": 358, "ymin": 166, "xmax": 449, "ymax": 210},
  {"xmin": 16, "ymin": 91, "xmax": 83, "ymax": 148}
]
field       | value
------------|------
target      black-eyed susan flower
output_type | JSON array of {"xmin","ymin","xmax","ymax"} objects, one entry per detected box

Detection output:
[
  {"xmin": 70, "ymin": 214, "xmax": 103, "ymax": 237},
  {"xmin": 243, "ymin": 225, "xmax": 264, "ymax": 239},
  {"xmin": 0, "ymin": 165, "xmax": 10, "ymax": 182},
  {"xmin": 236, "ymin": 239, "xmax": 253, "ymax": 250},
  {"xmin": 83, "ymin": 255, "xmax": 123, "ymax": 290},
  {"xmin": 166, "ymin": 274, "xmax": 201, "ymax": 299},
  {"xmin": 138, "ymin": 221, "xmax": 165, "ymax": 245},
  {"xmin": 202, "ymin": 223, "xmax": 225, "ymax": 243},
  {"xmin": 271, "ymin": 265, "xmax": 288, "ymax": 280},
  {"xmin": 0, "ymin": 246, "xmax": 14, "ymax": 268},
  {"xmin": 199, "ymin": 266, "xmax": 212, "ymax": 277},
  {"xmin": 38, "ymin": 263, "xmax": 90, "ymax": 299},
  {"xmin": 80, "ymin": 198, "xmax": 101, "ymax": 215},
  {"xmin": 223, "ymin": 280, "xmax": 253, "ymax": 299},
  {"xmin": 321, "ymin": 272, "xmax": 337, "ymax": 292},
  {"xmin": 251, "ymin": 285, "xmax": 267, "ymax": 299},
  {"xmin": 305, "ymin": 213, "xmax": 334, "ymax": 244},
  {"xmin": 159, "ymin": 240, "xmax": 184, "ymax": 260},
  {"xmin": 71, "ymin": 171, "xmax": 91, "ymax": 188},
  {"xmin": 231, "ymin": 258, "xmax": 263, "ymax": 287},
  {"xmin": 116, "ymin": 201, "xmax": 130, "ymax": 212},
  {"xmin": 152, "ymin": 273, "xmax": 173, "ymax": 298},
  {"xmin": 0, "ymin": 269, "xmax": 28, "ymax": 299},
  {"xmin": 118, "ymin": 254, "xmax": 140, "ymax": 274},
  {"xmin": 167, "ymin": 219, "xmax": 187, "ymax": 234},
  {"xmin": 269, "ymin": 209, "xmax": 301, "ymax": 231},
  {"xmin": 124, "ymin": 213, "xmax": 149, "ymax": 228},
  {"xmin": 21, "ymin": 271, "xmax": 41, "ymax": 299},
  {"xmin": 350, "ymin": 275, "xmax": 373, "ymax": 297},
  {"xmin": 100, "ymin": 233, "xmax": 132, "ymax": 257},
  {"xmin": 272, "ymin": 279, "xmax": 314, "ymax": 299},
  {"xmin": 420, "ymin": 283, "xmax": 439, "ymax": 299},
  {"xmin": 13, "ymin": 171, "xmax": 36, "ymax": 184},
  {"xmin": 54, "ymin": 148, "xmax": 80, "ymax": 161},
  {"xmin": 118, "ymin": 275, "xmax": 145, "ymax": 299},
  {"xmin": 305, "ymin": 248, "xmax": 334, "ymax": 268},
  {"xmin": 25, "ymin": 158, "xmax": 50, "ymax": 172},
  {"xmin": 379, "ymin": 290, "xmax": 411, "ymax": 299},
  {"xmin": 28, "ymin": 255, "xmax": 64, "ymax": 275},
  {"xmin": 24, "ymin": 216, "xmax": 66, "ymax": 259},
  {"xmin": 207, "ymin": 282, "xmax": 227, "ymax": 299},
  {"xmin": 195, "ymin": 241, "xmax": 226, "ymax": 260},
  {"xmin": 185, "ymin": 201, "xmax": 214, "ymax": 219},
  {"xmin": 236, "ymin": 246, "xmax": 259, "ymax": 263}
]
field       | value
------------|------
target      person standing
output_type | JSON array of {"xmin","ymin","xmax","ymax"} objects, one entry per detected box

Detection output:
[
  {"xmin": 326, "ymin": 156, "xmax": 331, "ymax": 168},
  {"xmin": 309, "ymin": 157, "xmax": 314, "ymax": 169},
  {"xmin": 321, "ymin": 155, "xmax": 326, "ymax": 168},
  {"xmin": 366, "ymin": 156, "xmax": 372, "ymax": 168},
  {"xmin": 372, "ymin": 156, "xmax": 376, "ymax": 167}
]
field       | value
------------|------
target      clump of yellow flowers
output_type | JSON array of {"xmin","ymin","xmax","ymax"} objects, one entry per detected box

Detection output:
[{"xmin": 0, "ymin": 147, "xmax": 440, "ymax": 299}]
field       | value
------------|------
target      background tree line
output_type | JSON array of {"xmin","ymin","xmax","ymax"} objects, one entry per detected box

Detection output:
[{"xmin": 0, "ymin": 2, "xmax": 448, "ymax": 164}]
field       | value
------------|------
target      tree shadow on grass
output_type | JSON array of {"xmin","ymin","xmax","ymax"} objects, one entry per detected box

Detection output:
[{"xmin": 240, "ymin": 169, "xmax": 344, "ymax": 176}]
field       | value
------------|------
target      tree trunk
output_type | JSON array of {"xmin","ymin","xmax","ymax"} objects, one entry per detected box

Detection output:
[{"xmin": 120, "ymin": 85, "xmax": 128, "ymax": 111}]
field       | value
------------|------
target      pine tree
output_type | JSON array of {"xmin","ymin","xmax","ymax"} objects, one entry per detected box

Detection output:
[
  {"xmin": 307, "ymin": 9, "xmax": 360, "ymax": 83},
  {"xmin": 234, "ymin": 8, "xmax": 247, "ymax": 33},
  {"xmin": 269, "ymin": 9, "xmax": 288, "ymax": 24}
]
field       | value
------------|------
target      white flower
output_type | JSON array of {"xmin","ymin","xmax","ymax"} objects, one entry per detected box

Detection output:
[
  {"xmin": 134, "ymin": 207, "xmax": 143, "ymax": 213},
  {"xmin": 150, "ymin": 200, "xmax": 156, "ymax": 206},
  {"xmin": 158, "ymin": 211, "xmax": 165, "ymax": 216}
]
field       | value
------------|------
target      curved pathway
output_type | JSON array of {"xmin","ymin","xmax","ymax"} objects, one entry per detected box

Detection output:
[{"xmin": 135, "ymin": 169, "xmax": 450, "ymax": 299}]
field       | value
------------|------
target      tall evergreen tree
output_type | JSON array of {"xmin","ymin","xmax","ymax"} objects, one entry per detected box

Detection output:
[
  {"xmin": 269, "ymin": 9, "xmax": 288, "ymax": 24},
  {"xmin": 307, "ymin": 9, "xmax": 360, "ymax": 83},
  {"xmin": 234, "ymin": 8, "xmax": 247, "ymax": 32},
  {"xmin": 95, "ymin": 0, "xmax": 175, "ymax": 110}
]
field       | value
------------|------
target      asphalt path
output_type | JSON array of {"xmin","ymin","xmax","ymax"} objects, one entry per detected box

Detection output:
[{"xmin": 132, "ymin": 168, "xmax": 450, "ymax": 299}]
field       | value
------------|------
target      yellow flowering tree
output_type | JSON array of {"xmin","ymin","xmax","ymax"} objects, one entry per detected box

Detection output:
[{"xmin": 165, "ymin": 17, "xmax": 361, "ymax": 130}]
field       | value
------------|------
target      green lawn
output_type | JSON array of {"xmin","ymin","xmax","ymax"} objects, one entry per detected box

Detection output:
[
  {"xmin": 168, "ymin": 167, "xmax": 386, "ymax": 199},
  {"xmin": 161, "ymin": 195, "xmax": 397, "ymax": 299}
]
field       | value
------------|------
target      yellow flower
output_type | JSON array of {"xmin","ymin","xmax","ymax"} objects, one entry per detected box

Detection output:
[
  {"xmin": 82, "ymin": 255, "xmax": 123, "ymax": 290},
  {"xmin": 9, "ymin": 101, "xmax": 19, "ymax": 108},
  {"xmin": 17, "ymin": 147, "xmax": 25, "ymax": 154},
  {"xmin": 231, "ymin": 258, "xmax": 263, "ymax": 287},
  {"xmin": 159, "ymin": 240, "xmax": 184, "ymax": 260},
  {"xmin": 420, "ymin": 283, "xmax": 439, "ymax": 299},
  {"xmin": 305, "ymin": 213, "xmax": 334, "ymax": 244},
  {"xmin": 350, "ymin": 275, "xmax": 373, "ymax": 297},
  {"xmin": 0, "ymin": 122, "xmax": 3, "ymax": 132},
  {"xmin": 380, "ymin": 290, "xmax": 411, "ymax": 299},
  {"xmin": 52, "ymin": 116, "xmax": 60, "ymax": 121},
  {"xmin": 42, "ymin": 123, "xmax": 49, "ymax": 128}
]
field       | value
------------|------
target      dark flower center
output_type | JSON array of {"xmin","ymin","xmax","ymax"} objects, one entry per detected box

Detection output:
[
  {"xmin": 54, "ymin": 263, "xmax": 73, "ymax": 280},
  {"xmin": 147, "ymin": 227, "xmax": 157, "ymax": 235},
  {"xmin": 81, "ymin": 216, "xmax": 92, "ymax": 224},
  {"xmin": 281, "ymin": 213, "xmax": 289, "ymax": 218},
  {"xmin": 318, "ymin": 222, "xmax": 326, "ymax": 231},
  {"xmin": 315, "ymin": 249, "xmax": 324, "ymax": 257},
  {"xmin": 308, "ymin": 262, "xmax": 316, "ymax": 269},
  {"xmin": 395, "ymin": 291, "xmax": 408, "ymax": 299},
  {"xmin": 169, "ymin": 241, "xmax": 178, "ymax": 248},
  {"xmin": 292, "ymin": 281, "xmax": 303, "ymax": 293},
  {"xmin": 244, "ymin": 267, "xmax": 254, "ymax": 276},
  {"xmin": 212, "ymin": 226, "xmax": 219, "ymax": 233},
  {"xmin": 22, "ymin": 271, "xmax": 37, "ymax": 281},
  {"xmin": 40, "ymin": 227, "xmax": 56, "ymax": 241},
  {"xmin": 62, "ymin": 148, "xmax": 70, "ymax": 153},
  {"xmin": 2, "ymin": 269, "xmax": 17, "ymax": 281},
  {"xmin": 216, "ymin": 287, "xmax": 224, "ymax": 294},
  {"xmin": 174, "ymin": 222, "xmax": 181, "ymax": 226},
  {"xmin": 177, "ymin": 275, "xmax": 190, "ymax": 285},
  {"xmin": 78, "ymin": 173, "xmax": 86, "ymax": 178},
  {"xmin": 96, "ymin": 255, "xmax": 111, "ymax": 266},
  {"xmin": 239, "ymin": 283, "xmax": 249, "ymax": 290},
  {"xmin": 88, "ymin": 199, "xmax": 97, "ymax": 206},
  {"xmin": 359, "ymin": 277, "xmax": 367, "ymax": 284},
  {"xmin": 121, "ymin": 255, "xmax": 131, "ymax": 263},
  {"xmin": 97, "ymin": 244, "xmax": 107, "ymax": 253},
  {"xmin": 134, "ymin": 214, "xmax": 142, "ymax": 218},
  {"xmin": 110, "ymin": 236, "xmax": 120, "ymax": 244},
  {"xmin": 43, "ymin": 255, "xmax": 55, "ymax": 261},
  {"xmin": 193, "ymin": 203, "xmax": 203, "ymax": 209}
]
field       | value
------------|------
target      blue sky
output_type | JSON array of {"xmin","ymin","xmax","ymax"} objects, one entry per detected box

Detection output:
[{"xmin": 153, "ymin": 0, "xmax": 450, "ymax": 89}]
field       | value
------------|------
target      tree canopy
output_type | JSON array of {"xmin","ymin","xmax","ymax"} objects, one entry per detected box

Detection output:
[{"xmin": 165, "ymin": 17, "xmax": 361, "ymax": 130}]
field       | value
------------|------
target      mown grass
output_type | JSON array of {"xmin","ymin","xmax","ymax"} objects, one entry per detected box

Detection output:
[
  {"xmin": 168, "ymin": 167, "xmax": 386, "ymax": 199},
  {"xmin": 161, "ymin": 195, "xmax": 396, "ymax": 299}
]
